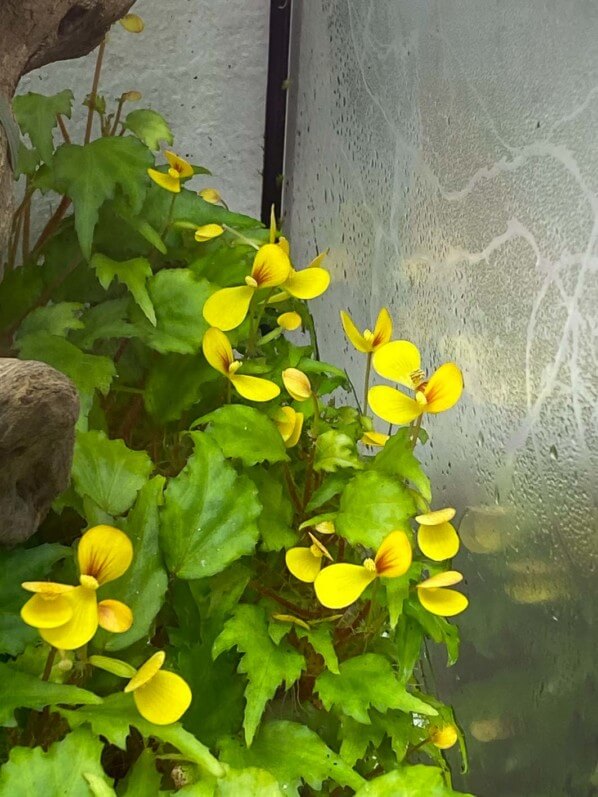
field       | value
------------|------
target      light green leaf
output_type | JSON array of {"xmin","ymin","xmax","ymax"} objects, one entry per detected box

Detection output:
[
  {"xmin": 102, "ymin": 477, "xmax": 168, "ymax": 651},
  {"xmin": 120, "ymin": 750, "xmax": 161, "ymax": 796},
  {"xmin": 250, "ymin": 466, "xmax": 296, "ymax": 552},
  {"xmin": 91, "ymin": 253, "xmax": 156, "ymax": 325},
  {"xmin": 314, "ymin": 430, "xmax": 363, "ymax": 473},
  {"xmin": 83, "ymin": 773, "xmax": 117, "ymax": 797},
  {"xmin": 217, "ymin": 768, "xmax": 283, "ymax": 796},
  {"xmin": 315, "ymin": 653, "xmax": 437, "ymax": 724},
  {"xmin": 16, "ymin": 302, "xmax": 83, "ymax": 340},
  {"xmin": 87, "ymin": 655, "xmax": 137, "ymax": 678},
  {"xmin": 218, "ymin": 720, "xmax": 365, "ymax": 795},
  {"xmin": 212, "ymin": 604, "xmax": 304, "ymax": 745},
  {"xmin": 124, "ymin": 109, "xmax": 174, "ymax": 150},
  {"xmin": 295, "ymin": 624, "xmax": 339, "ymax": 674},
  {"xmin": 13, "ymin": 90, "xmax": 73, "ymax": 163},
  {"xmin": 385, "ymin": 571, "xmax": 412, "ymax": 629},
  {"xmin": 144, "ymin": 354, "xmax": 216, "ymax": 422},
  {"xmin": 72, "ymin": 430, "xmax": 153, "ymax": 516},
  {"xmin": 200, "ymin": 406, "xmax": 288, "ymax": 466},
  {"xmin": 354, "ymin": 765, "xmax": 474, "ymax": 797},
  {"xmin": 59, "ymin": 693, "xmax": 225, "ymax": 777},
  {"xmin": 161, "ymin": 432, "xmax": 260, "ymax": 579},
  {"xmin": 52, "ymin": 136, "xmax": 152, "ymax": 258},
  {"xmin": 336, "ymin": 471, "xmax": 416, "ymax": 548},
  {"xmin": 0, "ymin": 662, "xmax": 102, "ymax": 727},
  {"xmin": 74, "ymin": 298, "xmax": 136, "ymax": 349},
  {"xmin": 305, "ymin": 472, "xmax": 351, "ymax": 512},
  {"xmin": 339, "ymin": 715, "xmax": 384, "ymax": 766},
  {"xmin": 405, "ymin": 600, "xmax": 460, "ymax": 666},
  {"xmin": 371, "ymin": 429, "xmax": 432, "ymax": 502},
  {"xmin": 133, "ymin": 270, "xmax": 213, "ymax": 354}
]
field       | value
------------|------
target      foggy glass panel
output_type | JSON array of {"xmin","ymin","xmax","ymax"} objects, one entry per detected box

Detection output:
[{"xmin": 284, "ymin": 2, "xmax": 598, "ymax": 795}]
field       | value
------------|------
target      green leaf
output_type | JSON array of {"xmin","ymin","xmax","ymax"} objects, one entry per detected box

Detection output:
[
  {"xmin": 91, "ymin": 253, "xmax": 156, "ymax": 325},
  {"xmin": 102, "ymin": 477, "xmax": 168, "ymax": 650},
  {"xmin": 14, "ymin": 142, "xmax": 41, "ymax": 177},
  {"xmin": 59, "ymin": 693, "xmax": 225, "ymax": 777},
  {"xmin": 315, "ymin": 653, "xmax": 437, "ymax": 724},
  {"xmin": 72, "ymin": 430, "xmax": 153, "ymax": 516},
  {"xmin": 354, "ymin": 765, "xmax": 474, "ymax": 797},
  {"xmin": 132, "ymin": 270, "xmax": 213, "ymax": 354},
  {"xmin": 295, "ymin": 624, "xmax": 339, "ymax": 674},
  {"xmin": 217, "ymin": 768, "xmax": 283, "ymax": 796},
  {"xmin": 87, "ymin": 655, "xmax": 137, "ymax": 678},
  {"xmin": 339, "ymin": 715, "xmax": 384, "ymax": 766},
  {"xmin": 0, "ymin": 544, "xmax": 69, "ymax": 655},
  {"xmin": 13, "ymin": 90, "xmax": 73, "ymax": 163},
  {"xmin": 161, "ymin": 433, "xmax": 260, "ymax": 579},
  {"xmin": 200, "ymin": 406, "xmax": 288, "ymax": 466},
  {"xmin": 314, "ymin": 430, "xmax": 363, "ymax": 473},
  {"xmin": 385, "ymin": 571, "xmax": 412, "ymax": 629},
  {"xmin": 405, "ymin": 600, "xmax": 460, "ymax": 666},
  {"xmin": 249, "ymin": 466, "xmax": 296, "ymax": 552},
  {"xmin": 113, "ymin": 202, "xmax": 167, "ymax": 253},
  {"xmin": 395, "ymin": 614, "xmax": 424, "ymax": 682},
  {"xmin": 0, "ymin": 662, "xmax": 101, "ymax": 727},
  {"xmin": 74, "ymin": 298, "xmax": 136, "ymax": 349},
  {"xmin": 212, "ymin": 604, "xmax": 304, "ymax": 745},
  {"xmin": 371, "ymin": 429, "xmax": 432, "ymax": 502},
  {"xmin": 124, "ymin": 109, "xmax": 174, "ymax": 150},
  {"xmin": 218, "ymin": 720, "xmax": 364, "ymax": 795},
  {"xmin": 335, "ymin": 471, "xmax": 417, "ymax": 548},
  {"xmin": 144, "ymin": 354, "xmax": 216, "ymax": 422},
  {"xmin": 305, "ymin": 471, "xmax": 351, "ymax": 512},
  {"xmin": 120, "ymin": 750, "xmax": 161, "ymax": 796},
  {"xmin": 52, "ymin": 136, "xmax": 153, "ymax": 258},
  {"xmin": 16, "ymin": 302, "xmax": 84, "ymax": 340}
]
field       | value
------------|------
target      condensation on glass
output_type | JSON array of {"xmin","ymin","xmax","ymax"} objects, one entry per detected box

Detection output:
[{"xmin": 284, "ymin": 3, "xmax": 598, "ymax": 795}]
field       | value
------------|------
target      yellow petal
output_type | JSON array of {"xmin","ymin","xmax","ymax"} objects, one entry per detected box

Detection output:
[
  {"xmin": 274, "ymin": 406, "xmax": 295, "ymax": 441},
  {"xmin": 147, "ymin": 168, "xmax": 180, "ymax": 193},
  {"xmin": 40, "ymin": 587, "xmax": 99, "ymax": 650},
  {"xmin": 251, "ymin": 244, "xmax": 291, "ymax": 287},
  {"xmin": 277, "ymin": 311, "xmax": 302, "ymax": 331},
  {"xmin": 340, "ymin": 311, "xmax": 369, "ymax": 352},
  {"xmin": 360, "ymin": 431, "xmax": 389, "ymax": 447},
  {"xmin": 315, "ymin": 521, "xmax": 335, "ymax": 535},
  {"xmin": 374, "ymin": 530, "xmax": 412, "ymax": 577},
  {"xmin": 203, "ymin": 285, "xmax": 255, "ymax": 331},
  {"xmin": 198, "ymin": 188, "xmax": 221, "ymax": 204},
  {"xmin": 97, "ymin": 599, "xmax": 133, "ymax": 633},
  {"xmin": 308, "ymin": 533, "xmax": 333, "ymax": 560},
  {"xmin": 77, "ymin": 525, "xmax": 133, "ymax": 585},
  {"xmin": 282, "ymin": 368, "xmax": 312, "ymax": 401},
  {"xmin": 230, "ymin": 374, "xmax": 280, "ymax": 402},
  {"xmin": 119, "ymin": 13, "xmax": 144, "ymax": 32},
  {"xmin": 285, "ymin": 547, "xmax": 323, "ymax": 583},
  {"xmin": 133, "ymin": 670, "xmax": 192, "ymax": 725},
  {"xmin": 194, "ymin": 224, "xmax": 224, "ymax": 242},
  {"xmin": 372, "ymin": 340, "xmax": 421, "ymax": 387},
  {"xmin": 431, "ymin": 724, "xmax": 459, "ymax": 749},
  {"xmin": 368, "ymin": 385, "xmax": 421, "ymax": 425},
  {"xmin": 284, "ymin": 267, "xmax": 330, "ymax": 300},
  {"xmin": 285, "ymin": 411, "xmax": 304, "ymax": 448},
  {"xmin": 125, "ymin": 651, "xmax": 166, "ymax": 692},
  {"xmin": 164, "ymin": 150, "xmax": 193, "ymax": 179},
  {"xmin": 202, "ymin": 327, "xmax": 234, "ymax": 375},
  {"xmin": 21, "ymin": 593, "xmax": 74, "ymax": 629},
  {"xmin": 416, "ymin": 508, "xmax": 456, "ymax": 525},
  {"xmin": 419, "ymin": 570, "xmax": 464, "ymax": 589},
  {"xmin": 314, "ymin": 564, "xmax": 377, "ymax": 609},
  {"xmin": 277, "ymin": 236, "xmax": 291, "ymax": 256},
  {"xmin": 21, "ymin": 581, "xmax": 74, "ymax": 595},
  {"xmin": 307, "ymin": 251, "xmax": 327, "ymax": 269},
  {"xmin": 372, "ymin": 308, "xmax": 393, "ymax": 348},
  {"xmin": 424, "ymin": 363, "xmax": 463, "ymax": 414},
  {"xmin": 418, "ymin": 522, "xmax": 460, "ymax": 561},
  {"xmin": 269, "ymin": 205, "xmax": 278, "ymax": 244},
  {"xmin": 417, "ymin": 586, "xmax": 469, "ymax": 617}
]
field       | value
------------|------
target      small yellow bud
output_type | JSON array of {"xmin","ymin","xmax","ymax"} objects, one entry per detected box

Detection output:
[
  {"xmin": 194, "ymin": 224, "xmax": 224, "ymax": 243},
  {"xmin": 199, "ymin": 188, "xmax": 222, "ymax": 204},
  {"xmin": 122, "ymin": 90, "xmax": 142, "ymax": 103},
  {"xmin": 119, "ymin": 13, "xmax": 144, "ymax": 33}
]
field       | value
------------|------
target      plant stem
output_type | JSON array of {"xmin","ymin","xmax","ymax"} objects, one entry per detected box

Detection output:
[
  {"xmin": 41, "ymin": 647, "xmax": 56, "ymax": 681},
  {"xmin": 363, "ymin": 352, "xmax": 372, "ymax": 414},
  {"xmin": 109, "ymin": 97, "xmax": 125, "ymax": 136},
  {"xmin": 250, "ymin": 582, "xmax": 321, "ymax": 620},
  {"xmin": 84, "ymin": 38, "xmax": 106, "ymax": 144},
  {"xmin": 283, "ymin": 462, "xmax": 302, "ymax": 515},
  {"xmin": 410, "ymin": 414, "xmax": 423, "ymax": 449},
  {"xmin": 222, "ymin": 224, "xmax": 260, "ymax": 250},
  {"xmin": 30, "ymin": 195, "xmax": 72, "ymax": 256},
  {"xmin": 21, "ymin": 181, "xmax": 31, "ymax": 261},
  {"xmin": 310, "ymin": 393, "xmax": 321, "ymax": 437},
  {"xmin": 56, "ymin": 114, "xmax": 71, "ymax": 144},
  {"xmin": 160, "ymin": 192, "xmax": 177, "ymax": 237}
]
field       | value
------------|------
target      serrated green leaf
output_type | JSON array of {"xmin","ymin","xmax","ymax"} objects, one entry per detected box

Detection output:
[
  {"xmin": 72, "ymin": 430, "xmax": 153, "ymax": 516},
  {"xmin": 371, "ymin": 428, "xmax": 432, "ymax": 501},
  {"xmin": 84, "ymin": 773, "xmax": 117, "ymax": 797},
  {"xmin": 73, "ymin": 298, "xmax": 136, "ymax": 349},
  {"xmin": 354, "ymin": 764, "xmax": 474, "ymax": 797},
  {"xmin": 315, "ymin": 653, "xmax": 437, "ymax": 724},
  {"xmin": 13, "ymin": 90, "xmax": 73, "ymax": 163},
  {"xmin": 0, "ymin": 662, "xmax": 102, "ymax": 727},
  {"xmin": 335, "ymin": 471, "xmax": 416, "ymax": 548},
  {"xmin": 120, "ymin": 749, "xmax": 161, "ymax": 796},
  {"xmin": 59, "ymin": 693, "xmax": 225, "ymax": 777},
  {"xmin": 124, "ymin": 109, "xmax": 174, "ymax": 150},
  {"xmin": 16, "ymin": 302, "xmax": 84, "ymax": 340},
  {"xmin": 91, "ymin": 253, "xmax": 156, "ymax": 325},
  {"xmin": 113, "ymin": 200, "xmax": 167, "ymax": 253},
  {"xmin": 144, "ymin": 354, "xmax": 216, "ymax": 422},
  {"xmin": 161, "ymin": 433, "xmax": 260, "ymax": 578},
  {"xmin": 217, "ymin": 768, "xmax": 283, "ymax": 796},
  {"xmin": 14, "ymin": 142, "xmax": 41, "ymax": 177},
  {"xmin": 218, "ymin": 720, "xmax": 365, "ymax": 795},
  {"xmin": 52, "ymin": 137, "xmax": 152, "ymax": 258},
  {"xmin": 249, "ymin": 466, "xmax": 296, "ymax": 551},
  {"xmin": 314, "ymin": 430, "xmax": 363, "ymax": 473},
  {"xmin": 305, "ymin": 471, "xmax": 351, "ymax": 512},
  {"xmin": 200, "ymin": 406, "xmax": 288, "ymax": 466},
  {"xmin": 132, "ymin": 269, "xmax": 213, "ymax": 354},
  {"xmin": 405, "ymin": 600, "xmax": 460, "ymax": 666},
  {"xmin": 213, "ymin": 605, "xmax": 304, "ymax": 745},
  {"xmin": 0, "ymin": 262, "xmax": 44, "ymax": 330},
  {"xmin": 339, "ymin": 715, "xmax": 384, "ymax": 766},
  {"xmin": 295, "ymin": 624, "xmax": 339, "ymax": 674}
]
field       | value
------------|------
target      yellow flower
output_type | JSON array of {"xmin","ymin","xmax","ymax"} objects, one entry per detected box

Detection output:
[
  {"xmin": 147, "ymin": 151, "xmax": 194, "ymax": 194},
  {"xmin": 202, "ymin": 244, "xmax": 291, "ymax": 331},
  {"xmin": 124, "ymin": 651, "xmax": 192, "ymax": 725},
  {"xmin": 21, "ymin": 525, "xmax": 133, "ymax": 650},
  {"xmin": 430, "ymin": 723, "xmax": 459, "ymax": 750},
  {"xmin": 368, "ymin": 340, "xmax": 463, "ymax": 425},
  {"xmin": 202, "ymin": 327, "xmax": 280, "ymax": 402},
  {"xmin": 340, "ymin": 308, "xmax": 392, "ymax": 353},
  {"xmin": 274, "ymin": 406, "xmax": 304, "ymax": 448},
  {"xmin": 314, "ymin": 530, "xmax": 412, "ymax": 609},
  {"xmin": 194, "ymin": 223, "xmax": 224, "ymax": 242},
  {"xmin": 198, "ymin": 188, "xmax": 222, "ymax": 204},
  {"xmin": 268, "ymin": 243, "xmax": 330, "ymax": 303},
  {"xmin": 286, "ymin": 534, "xmax": 333, "ymax": 583},
  {"xmin": 119, "ymin": 13, "xmax": 144, "ymax": 33},
  {"xmin": 314, "ymin": 521, "xmax": 335, "ymax": 535},
  {"xmin": 282, "ymin": 368, "xmax": 312, "ymax": 402},
  {"xmin": 360, "ymin": 430, "xmax": 390, "ymax": 447},
  {"xmin": 416, "ymin": 508, "xmax": 460, "ymax": 561},
  {"xmin": 277, "ymin": 311, "xmax": 302, "ymax": 331},
  {"xmin": 416, "ymin": 571, "xmax": 468, "ymax": 617}
]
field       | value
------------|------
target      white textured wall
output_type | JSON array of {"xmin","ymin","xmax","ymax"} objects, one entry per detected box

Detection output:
[{"xmin": 18, "ymin": 0, "xmax": 270, "ymax": 217}]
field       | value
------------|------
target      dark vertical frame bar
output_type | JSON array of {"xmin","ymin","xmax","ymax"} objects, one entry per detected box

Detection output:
[{"xmin": 260, "ymin": 0, "xmax": 292, "ymax": 226}]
